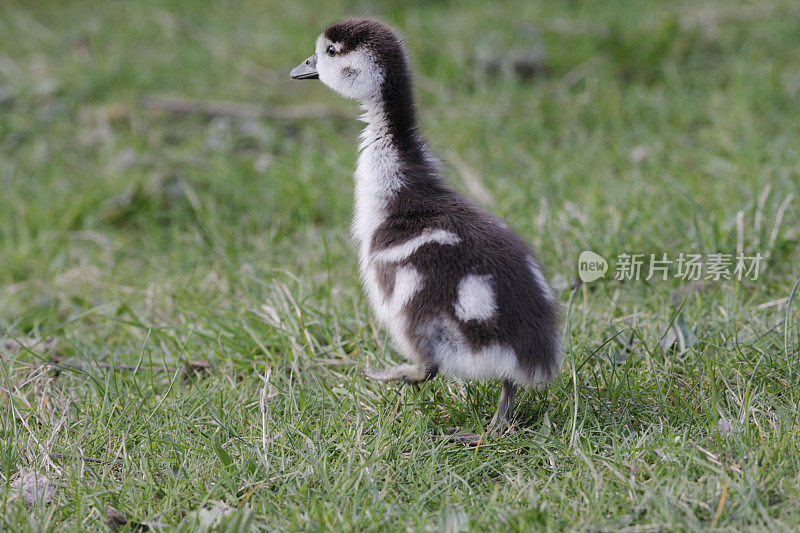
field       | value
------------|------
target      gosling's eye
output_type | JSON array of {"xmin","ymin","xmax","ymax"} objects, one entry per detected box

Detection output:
[{"xmin": 326, "ymin": 45, "xmax": 336, "ymax": 57}]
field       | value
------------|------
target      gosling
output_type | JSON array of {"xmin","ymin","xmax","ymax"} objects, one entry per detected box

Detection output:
[{"xmin": 290, "ymin": 18, "xmax": 561, "ymax": 444}]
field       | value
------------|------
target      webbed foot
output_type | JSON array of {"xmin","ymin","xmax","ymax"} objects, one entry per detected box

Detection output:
[
  {"xmin": 443, "ymin": 428, "xmax": 483, "ymax": 446},
  {"xmin": 438, "ymin": 379, "xmax": 518, "ymax": 446}
]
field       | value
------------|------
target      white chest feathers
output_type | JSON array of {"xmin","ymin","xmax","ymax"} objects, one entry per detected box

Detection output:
[{"xmin": 351, "ymin": 108, "xmax": 402, "ymax": 250}]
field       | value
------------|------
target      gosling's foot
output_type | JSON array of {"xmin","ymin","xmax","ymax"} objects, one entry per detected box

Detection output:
[
  {"xmin": 443, "ymin": 428, "xmax": 484, "ymax": 446},
  {"xmin": 362, "ymin": 364, "xmax": 435, "ymax": 385},
  {"xmin": 440, "ymin": 424, "xmax": 514, "ymax": 446},
  {"xmin": 440, "ymin": 379, "xmax": 518, "ymax": 446}
]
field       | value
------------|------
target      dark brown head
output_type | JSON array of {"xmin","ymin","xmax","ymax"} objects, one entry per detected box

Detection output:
[{"xmin": 290, "ymin": 18, "xmax": 414, "ymax": 110}]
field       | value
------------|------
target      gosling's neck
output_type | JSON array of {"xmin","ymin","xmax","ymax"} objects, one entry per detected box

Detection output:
[
  {"xmin": 356, "ymin": 94, "xmax": 442, "ymax": 194},
  {"xmin": 352, "ymin": 94, "xmax": 444, "ymax": 246}
]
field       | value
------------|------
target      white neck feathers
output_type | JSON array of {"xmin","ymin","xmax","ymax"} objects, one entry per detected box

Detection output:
[{"xmin": 351, "ymin": 103, "xmax": 403, "ymax": 245}]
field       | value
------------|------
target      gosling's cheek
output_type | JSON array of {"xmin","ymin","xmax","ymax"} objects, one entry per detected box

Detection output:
[{"xmin": 316, "ymin": 61, "xmax": 335, "ymax": 85}]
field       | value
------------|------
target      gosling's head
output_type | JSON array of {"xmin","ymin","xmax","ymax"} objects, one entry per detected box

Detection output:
[{"xmin": 290, "ymin": 18, "xmax": 412, "ymax": 106}]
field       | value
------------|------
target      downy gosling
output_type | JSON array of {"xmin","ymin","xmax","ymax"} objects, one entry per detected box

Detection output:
[{"xmin": 290, "ymin": 18, "xmax": 561, "ymax": 444}]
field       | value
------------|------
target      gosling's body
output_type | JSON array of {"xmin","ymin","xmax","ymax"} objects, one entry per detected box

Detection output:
[
  {"xmin": 291, "ymin": 18, "xmax": 561, "ymax": 441},
  {"xmin": 354, "ymin": 110, "xmax": 560, "ymax": 386}
]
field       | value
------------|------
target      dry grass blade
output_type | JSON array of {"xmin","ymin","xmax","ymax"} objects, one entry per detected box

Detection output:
[
  {"xmin": 1, "ymin": 336, "xmax": 58, "ymax": 354},
  {"xmin": 763, "ymin": 193, "xmax": 794, "ymax": 270},
  {"xmin": 445, "ymin": 150, "xmax": 497, "ymax": 207}
]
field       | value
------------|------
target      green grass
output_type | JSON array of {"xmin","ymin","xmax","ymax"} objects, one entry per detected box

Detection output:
[{"xmin": 1, "ymin": 0, "xmax": 799, "ymax": 530}]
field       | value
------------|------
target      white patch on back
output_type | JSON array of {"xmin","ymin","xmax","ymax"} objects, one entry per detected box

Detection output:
[
  {"xmin": 527, "ymin": 256, "xmax": 555, "ymax": 302},
  {"xmin": 454, "ymin": 274, "xmax": 496, "ymax": 322},
  {"xmin": 372, "ymin": 229, "xmax": 460, "ymax": 263}
]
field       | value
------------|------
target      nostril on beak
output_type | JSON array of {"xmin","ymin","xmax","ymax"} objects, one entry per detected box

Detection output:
[{"xmin": 290, "ymin": 54, "xmax": 319, "ymax": 80}]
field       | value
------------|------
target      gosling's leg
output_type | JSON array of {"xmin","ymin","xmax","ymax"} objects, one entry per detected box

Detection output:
[
  {"xmin": 489, "ymin": 379, "xmax": 517, "ymax": 434},
  {"xmin": 447, "ymin": 380, "xmax": 517, "ymax": 446},
  {"xmin": 363, "ymin": 364, "xmax": 436, "ymax": 384}
]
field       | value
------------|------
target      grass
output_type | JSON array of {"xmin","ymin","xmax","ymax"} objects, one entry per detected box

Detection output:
[{"xmin": 1, "ymin": 0, "xmax": 799, "ymax": 530}]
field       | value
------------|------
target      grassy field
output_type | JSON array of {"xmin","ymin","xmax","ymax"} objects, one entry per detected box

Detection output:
[{"xmin": 1, "ymin": 0, "xmax": 800, "ymax": 530}]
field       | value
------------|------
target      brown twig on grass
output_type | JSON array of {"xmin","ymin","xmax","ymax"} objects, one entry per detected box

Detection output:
[
  {"xmin": 50, "ymin": 452, "xmax": 108, "ymax": 465},
  {"xmin": 50, "ymin": 358, "xmax": 211, "ymax": 380},
  {"xmin": 140, "ymin": 94, "xmax": 350, "ymax": 120}
]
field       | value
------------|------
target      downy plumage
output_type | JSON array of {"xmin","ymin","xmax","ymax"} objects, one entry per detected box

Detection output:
[{"xmin": 291, "ymin": 18, "xmax": 561, "ymax": 443}]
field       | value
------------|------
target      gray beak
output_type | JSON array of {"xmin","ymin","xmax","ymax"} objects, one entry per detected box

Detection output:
[{"xmin": 290, "ymin": 55, "xmax": 319, "ymax": 80}]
